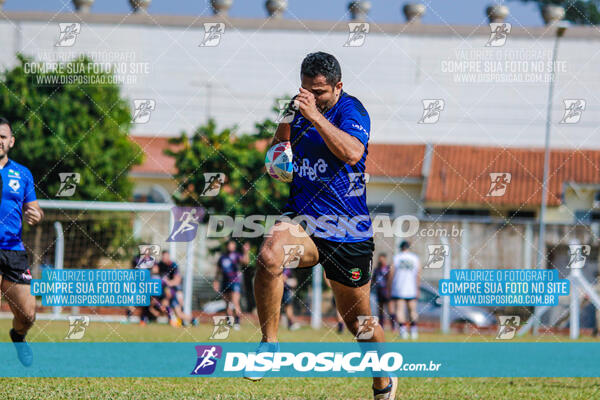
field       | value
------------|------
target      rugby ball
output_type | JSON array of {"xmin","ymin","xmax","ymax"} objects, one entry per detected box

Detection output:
[{"xmin": 265, "ymin": 141, "xmax": 293, "ymax": 183}]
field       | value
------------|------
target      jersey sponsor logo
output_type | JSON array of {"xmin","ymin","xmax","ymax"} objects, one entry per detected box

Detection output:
[
  {"xmin": 351, "ymin": 123, "xmax": 368, "ymax": 136},
  {"xmin": 7, "ymin": 169, "xmax": 21, "ymax": 179},
  {"xmin": 293, "ymin": 158, "xmax": 328, "ymax": 181},
  {"xmin": 8, "ymin": 179, "xmax": 20, "ymax": 193}
]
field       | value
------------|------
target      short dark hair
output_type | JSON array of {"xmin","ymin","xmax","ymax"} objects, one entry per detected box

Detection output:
[
  {"xmin": 300, "ymin": 52, "xmax": 342, "ymax": 87},
  {"xmin": 400, "ymin": 241, "xmax": 410, "ymax": 250},
  {"xmin": 0, "ymin": 117, "xmax": 12, "ymax": 135}
]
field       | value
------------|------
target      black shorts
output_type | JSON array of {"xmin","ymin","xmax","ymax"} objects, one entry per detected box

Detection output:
[
  {"xmin": 278, "ymin": 211, "xmax": 374, "ymax": 287},
  {"xmin": 376, "ymin": 291, "xmax": 389, "ymax": 304},
  {"xmin": 0, "ymin": 249, "xmax": 32, "ymax": 285}
]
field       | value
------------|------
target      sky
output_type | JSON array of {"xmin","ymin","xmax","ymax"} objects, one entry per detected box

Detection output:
[{"xmin": 4, "ymin": 1, "xmax": 546, "ymax": 27}]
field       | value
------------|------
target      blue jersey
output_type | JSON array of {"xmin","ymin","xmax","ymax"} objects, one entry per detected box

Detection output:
[
  {"xmin": 218, "ymin": 252, "xmax": 242, "ymax": 284},
  {"xmin": 0, "ymin": 159, "xmax": 37, "ymax": 250},
  {"xmin": 285, "ymin": 91, "xmax": 372, "ymax": 243}
]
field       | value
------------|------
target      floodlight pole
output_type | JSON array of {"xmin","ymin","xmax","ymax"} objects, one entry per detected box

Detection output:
[
  {"xmin": 533, "ymin": 22, "xmax": 568, "ymax": 335},
  {"xmin": 53, "ymin": 221, "xmax": 64, "ymax": 317}
]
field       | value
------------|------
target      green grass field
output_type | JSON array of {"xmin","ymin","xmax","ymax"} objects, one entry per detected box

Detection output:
[{"xmin": 0, "ymin": 319, "xmax": 599, "ymax": 399}]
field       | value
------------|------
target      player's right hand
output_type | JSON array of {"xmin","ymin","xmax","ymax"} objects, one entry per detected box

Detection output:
[{"xmin": 24, "ymin": 207, "xmax": 42, "ymax": 226}]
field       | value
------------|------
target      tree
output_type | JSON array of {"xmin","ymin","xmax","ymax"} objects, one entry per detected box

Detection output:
[
  {"xmin": 511, "ymin": 0, "xmax": 600, "ymax": 25},
  {"xmin": 166, "ymin": 117, "xmax": 289, "ymax": 222},
  {"xmin": 167, "ymin": 102, "xmax": 292, "ymax": 311},
  {"xmin": 0, "ymin": 54, "xmax": 143, "ymax": 201},
  {"xmin": 0, "ymin": 55, "xmax": 144, "ymax": 265}
]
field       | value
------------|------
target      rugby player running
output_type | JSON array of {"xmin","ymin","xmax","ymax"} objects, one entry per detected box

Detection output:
[
  {"xmin": 249, "ymin": 53, "xmax": 397, "ymax": 399},
  {"xmin": 0, "ymin": 117, "xmax": 44, "ymax": 366}
]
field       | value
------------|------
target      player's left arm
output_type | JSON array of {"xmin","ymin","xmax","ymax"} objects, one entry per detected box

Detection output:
[
  {"xmin": 296, "ymin": 87, "xmax": 365, "ymax": 166},
  {"xmin": 22, "ymin": 169, "xmax": 43, "ymax": 226},
  {"xmin": 165, "ymin": 265, "xmax": 182, "ymax": 287},
  {"xmin": 169, "ymin": 272, "xmax": 182, "ymax": 287}
]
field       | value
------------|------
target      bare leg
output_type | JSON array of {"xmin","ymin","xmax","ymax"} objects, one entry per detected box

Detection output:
[
  {"xmin": 388, "ymin": 300, "xmax": 397, "ymax": 331},
  {"xmin": 330, "ymin": 280, "xmax": 388, "ymax": 390},
  {"xmin": 377, "ymin": 299, "xmax": 387, "ymax": 329},
  {"xmin": 1, "ymin": 280, "xmax": 36, "ymax": 336},
  {"xmin": 254, "ymin": 221, "xmax": 318, "ymax": 342},
  {"xmin": 223, "ymin": 292, "xmax": 233, "ymax": 319},
  {"xmin": 397, "ymin": 299, "xmax": 408, "ymax": 337},
  {"xmin": 407, "ymin": 299, "xmax": 419, "ymax": 338},
  {"xmin": 230, "ymin": 291, "xmax": 242, "ymax": 318},
  {"xmin": 407, "ymin": 299, "xmax": 418, "ymax": 323},
  {"xmin": 284, "ymin": 304, "xmax": 296, "ymax": 325}
]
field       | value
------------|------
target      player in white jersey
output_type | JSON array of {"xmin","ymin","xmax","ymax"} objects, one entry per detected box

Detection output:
[{"xmin": 388, "ymin": 241, "xmax": 420, "ymax": 340}]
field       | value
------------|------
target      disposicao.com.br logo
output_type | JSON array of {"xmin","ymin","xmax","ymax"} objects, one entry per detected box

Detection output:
[{"xmin": 190, "ymin": 344, "xmax": 441, "ymax": 377}]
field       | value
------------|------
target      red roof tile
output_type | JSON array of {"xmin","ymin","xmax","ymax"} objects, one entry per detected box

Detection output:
[
  {"xmin": 366, "ymin": 143, "xmax": 425, "ymax": 178},
  {"xmin": 425, "ymin": 145, "xmax": 600, "ymax": 206},
  {"xmin": 129, "ymin": 137, "xmax": 428, "ymax": 179},
  {"xmin": 128, "ymin": 137, "xmax": 600, "ymax": 208},
  {"xmin": 129, "ymin": 136, "xmax": 177, "ymax": 176}
]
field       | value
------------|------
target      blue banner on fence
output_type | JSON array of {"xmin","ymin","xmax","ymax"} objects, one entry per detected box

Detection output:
[
  {"xmin": 1, "ymin": 342, "xmax": 600, "ymax": 377},
  {"xmin": 439, "ymin": 269, "xmax": 570, "ymax": 306},
  {"xmin": 30, "ymin": 269, "xmax": 162, "ymax": 306}
]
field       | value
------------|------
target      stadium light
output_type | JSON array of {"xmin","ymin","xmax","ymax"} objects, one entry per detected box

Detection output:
[
  {"xmin": 532, "ymin": 20, "xmax": 569, "ymax": 336},
  {"xmin": 537, "ymin": 20, "xmax": 569, "ymax": 270}
]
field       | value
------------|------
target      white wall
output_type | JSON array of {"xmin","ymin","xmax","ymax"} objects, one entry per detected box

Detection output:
[
  {"xmin": 367, "ymin": 181, "xmax": 423, "ymax": 216},
  {"xmin": 1, "ymin": 19, "xmax": 598, "ymax": 148}
]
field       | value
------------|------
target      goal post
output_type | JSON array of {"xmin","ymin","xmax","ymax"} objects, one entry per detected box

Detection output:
[{"xmin": 26, "ymin": 200, "xmax": 207, "ymax": 318}]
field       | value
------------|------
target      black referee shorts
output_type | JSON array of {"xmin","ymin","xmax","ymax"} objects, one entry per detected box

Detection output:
[
  {"xmin": 277, "ymin": 211, "xmax": 374, "ymax": 287},
  {"xmin": 0, "ymin": 249, "xmax": 33, "ymax": 285}
]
